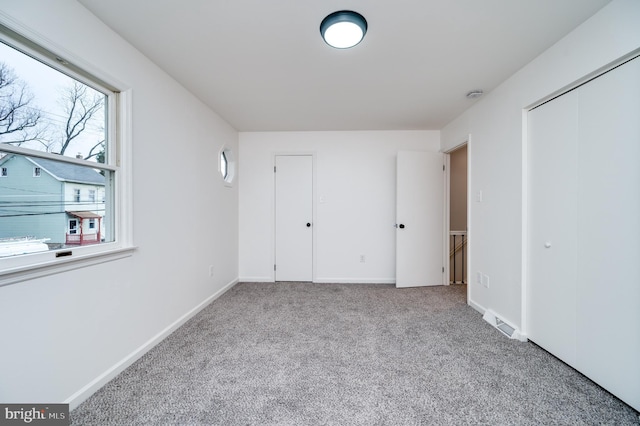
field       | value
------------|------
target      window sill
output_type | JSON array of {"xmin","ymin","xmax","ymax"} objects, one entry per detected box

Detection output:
[{"xmin": 0, "ymin": 245, "xmax": 136, "ymax": 288}]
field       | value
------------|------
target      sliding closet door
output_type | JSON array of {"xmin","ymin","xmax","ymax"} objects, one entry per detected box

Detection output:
[
  {"xmin": 527, "ymin": 91, "xmax": 579, "ymax": 367},
  {"xmin": 574, "ymin": 57, "xmax": 640, "ymax": 408},
  {"xmin": 528, "ymin": 56, "xmax": 640, "ymax": 411}
]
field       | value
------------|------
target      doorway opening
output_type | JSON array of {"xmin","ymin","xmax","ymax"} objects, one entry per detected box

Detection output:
[{"xmin": 445, "ymin": 143, "xmax": 468, "ymax": 290}]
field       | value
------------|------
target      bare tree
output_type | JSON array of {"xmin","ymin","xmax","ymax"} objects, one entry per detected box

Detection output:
[
  {"xmin": 56, "ymin": 81, "xmax": 104, "ymax": 156},
  {"xmin": 85, "ymin": 139, "xmax": 105, "ymax": 163},
  {"xmin": 0, "ymin": 62, "xmax": 42, "ymax": 145}
]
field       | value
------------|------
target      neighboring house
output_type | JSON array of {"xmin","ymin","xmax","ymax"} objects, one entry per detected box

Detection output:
[{"xmin": 0, "ymin": 154, "xmax": 106, "ymax": 247}]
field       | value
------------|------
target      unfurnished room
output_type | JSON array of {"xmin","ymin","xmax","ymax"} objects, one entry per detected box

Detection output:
[{"xmin": 0, "ymin": 1, "xmax": 639, "ymax": 424}]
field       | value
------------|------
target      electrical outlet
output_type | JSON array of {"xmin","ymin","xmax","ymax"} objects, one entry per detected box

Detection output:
[
  {"xmin": 482, "ymin": 273, "xmax": 490, "ymax": 288},
  {"xmin": 360, "ymin": 255, "xmax": 366, "ymax": 263}
]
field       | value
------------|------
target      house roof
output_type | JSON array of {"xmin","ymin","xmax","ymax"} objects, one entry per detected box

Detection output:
[
  {"xmin": 67, "ymin": 211, "xmax": 102, "ymax": 219},
  {"xmin": 28, "ymin": 157, "xmax": 105, "ymax": 186}
]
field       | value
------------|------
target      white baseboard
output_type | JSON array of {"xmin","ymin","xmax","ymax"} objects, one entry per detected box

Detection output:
[
  {"xmin": 239, "ymin": 277, "xmax": 395, "ymax": 284},
  {"xmin": 65, "ymin": 277, "xmax": 239, "ymax": 410},
  {"xmin": 238, "ymin": 276, "xmax": 274, "ymax": 283},
  {"xmin": 468, "ymin": 298, "xmax": 486, "ymax": 315},
  {"xmin": 313, "ymin": 278, "xmax": 395, "ymax": 284}
]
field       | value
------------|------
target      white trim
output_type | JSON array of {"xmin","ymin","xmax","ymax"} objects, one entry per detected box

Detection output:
[
  {"xmin": 116, "ymin": 89, "xmax": 134, "ymax": 248},
  {"xmin": 525, "ymin": 48, "xmax": 640, "ymax": 111},
  {"xmin": 64, "ymin": 277, "xmax": 239, "ymax": 410},
  {"xmin": 521, "ymin": 108, "xmax": 529, "ymax": 336},
  {"xmin": 443, "ymin": 153, "xmax": 451, "ymax": 285},
  {"xmin": 0, "ymin": 144, "xmax": 118, "ymax": 173},
  {"xmin": 239, "ymin": 276, "xmax": 275, "ymax": 283},
  {"xmin": 466, "ymin": 135, "xmax": 472, "ymax": 305},
  {"xmin": 442, "ymin": 136, "xmax": 470, "ymax": 296},
  {"xmin": 314, "ymin": 278, "xmax": 395, "ymax": 284},
  {"xmin": 0, "ymin": 246, "xmax": 136, "ymax": 287},
  {"xmin": 272, "ymin": 152, "xmax": 317, "ymax": 282},
  {"xmin": 468, "ymin": 298, "xmax": 485, "ymax": 316}
]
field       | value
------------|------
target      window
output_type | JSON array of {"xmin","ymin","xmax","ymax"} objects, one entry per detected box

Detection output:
[
  {"xmin": 1, "ymin": 167, "xmax": 6, "ymax": 177},
  {"xmin": 0, "ymin": 22, "xmax": 132, "ymax": 283},
  {"xmin": 219, "ymin": 146, "xmax": 235, "ymax": 186}
]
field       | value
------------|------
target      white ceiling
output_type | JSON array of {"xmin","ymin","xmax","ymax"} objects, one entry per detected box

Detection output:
[{"xmin": 79, "ymin": 0, "xmax": 611, "ymax": 132}]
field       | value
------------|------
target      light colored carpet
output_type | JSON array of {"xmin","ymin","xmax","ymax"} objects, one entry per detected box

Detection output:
[{"xmin": 71, "ymin": 282, "xmax": 639, "ymax": 425}]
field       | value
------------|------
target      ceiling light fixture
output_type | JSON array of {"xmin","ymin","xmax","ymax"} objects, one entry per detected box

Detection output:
[
  {"xmin": 466, "ymin": 90, "xmax": 484, "ymax": 99},
  {"xmin": 320, "ymin": 10, "xmax": 368, "ymax": 49}
]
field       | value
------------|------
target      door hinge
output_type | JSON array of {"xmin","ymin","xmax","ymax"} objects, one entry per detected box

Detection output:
[
  {"xmin": 443, "ymin": 164, "xmax": 445, "ymax": 171},
  {"xmin": 274, "ymin": 264, "xmax": 276, "ymax": 271},
  {"xmin": 442, "ymin": 266, "xmax": 445, "ymax": 273}
]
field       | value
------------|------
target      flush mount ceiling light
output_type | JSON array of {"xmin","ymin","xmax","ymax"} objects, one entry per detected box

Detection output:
[
  {"xmin": 320, "ymin": 10, "xmax": 368, "ymax": 49},
  {"xmin": 466, "ymin": 90, "xmax": 484, "ymax": 99}
]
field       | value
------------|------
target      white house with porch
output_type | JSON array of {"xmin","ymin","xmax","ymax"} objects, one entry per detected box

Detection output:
[{"xmin": 0, "ymin": 154, "xmax": 106, "ymax": 249}]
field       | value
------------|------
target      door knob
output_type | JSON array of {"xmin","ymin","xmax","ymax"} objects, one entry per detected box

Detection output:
[
  {"xmin": 544, "ymin": 241, "xmax": 551, "ymax": 248},
  {"xmin": 306, "ymin": 223, "xmax": 311, "ymax": 227},
  {"xmin": 399, "ymin": 224, "xmax": 405, "ymax": 229}
]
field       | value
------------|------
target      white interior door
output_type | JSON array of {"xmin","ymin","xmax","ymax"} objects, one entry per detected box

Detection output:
[
  {"xmin": 396, "ymin": 151, "xmax": 444, "ymax": 288},
  {"xmin": 275, "ymin": 155, "xmax": 313, "ymax": 281},
  {"xmin": 528, "ymin": 91, "xmax": 579, "ymax": 367}
]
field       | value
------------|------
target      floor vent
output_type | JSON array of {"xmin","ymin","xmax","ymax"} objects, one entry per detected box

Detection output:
[{"xmin": 482, "ymin": 310, "xmax": 526, "ymax": 341}]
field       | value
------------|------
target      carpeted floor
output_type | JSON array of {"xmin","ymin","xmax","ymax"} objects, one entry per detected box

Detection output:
[{"xmin": 71, "ymin": 282, "xmax": 639, "ymax": 425}]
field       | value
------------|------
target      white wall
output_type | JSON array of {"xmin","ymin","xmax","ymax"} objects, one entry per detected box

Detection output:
[
  {"xmin": 0, "ymin": 0, "xmax": 239, "ymax": 407},
  {"xmin": 441, "ymin": 0, "xmax": 640, "ymax": 329},
  {"xmin": 239, "ymin": 131, "xmax": 440, "ymax": 283}
]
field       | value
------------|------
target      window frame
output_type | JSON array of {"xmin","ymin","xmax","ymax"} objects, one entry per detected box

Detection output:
[
  {"xmin": 219, "ymin": 145, "xmax": 236, "ymax": 187},
  {"xmin": 1, "ymin": 167, "xmax": 7, "ymax": 177},
  {"xmin": 33, "ymin": 167, "xmax": 41, "ymax": 177},
  {"xmin": 0, "ymin": 21, "xmax": 135, "ymax": 287}
]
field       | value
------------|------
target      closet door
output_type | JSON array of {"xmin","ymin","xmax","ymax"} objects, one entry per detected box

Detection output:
[
  {"xmin": 574, "ymin": 57, "xmax": 640, "ymax": 408},
  {"xmin": 527, "ymin": 91, "xmax": 579, "ymax": 368},
  {"xmin": 528, "ymin": 56, "xmax": 640, "ymax": 411}
]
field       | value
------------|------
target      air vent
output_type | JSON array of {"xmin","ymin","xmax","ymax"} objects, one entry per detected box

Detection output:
[{"xmin": 482, "ymin": 309, "xmax": 525, "ymax": 341}]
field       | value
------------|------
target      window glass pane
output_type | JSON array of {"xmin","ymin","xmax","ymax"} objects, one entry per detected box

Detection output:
[
  {"xmin": 0, "ymin": 41, "xmax": 107, "ymax": 163},
  {"xmin": 220, "ymin": 151, "xmax": 228, "ymax": 180},
  {"xmin": 0, "ymin": 153, "xmax": 114, "ymax": 257}
]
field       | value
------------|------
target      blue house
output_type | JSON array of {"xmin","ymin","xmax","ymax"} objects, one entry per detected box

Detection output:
[{"xmin": 0, "ymin": 154, "xmax": 106, "ymax": 247}]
